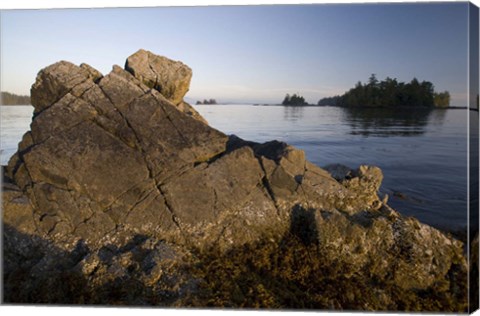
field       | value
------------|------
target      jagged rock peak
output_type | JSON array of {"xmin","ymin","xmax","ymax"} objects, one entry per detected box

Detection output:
[
  {"xmin": 30, "ymin": 50, "xmax": 204, "ymax": 122},
  {"xmin": 125, "ymin": 49, "xmax": 192, "ymax": 106}
]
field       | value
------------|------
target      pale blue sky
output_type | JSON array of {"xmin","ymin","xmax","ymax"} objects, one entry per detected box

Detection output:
[{"xmin": 0, "ymin": 3, "xmax": 471, "ymax": 105}]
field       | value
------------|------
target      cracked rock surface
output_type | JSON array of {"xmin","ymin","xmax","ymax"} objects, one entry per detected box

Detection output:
[{"xmin": 2, "ymin": 50, "xmax": 468, "ymax": 310}]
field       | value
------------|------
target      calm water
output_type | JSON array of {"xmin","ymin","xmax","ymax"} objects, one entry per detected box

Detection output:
[
  {"xmin": 1, "ymin": 106, "xmax": 33, "ymax": 165},
  {"xmin": 195, "ymin": 104, "xmax": 472, "ymax": 232},
  {"xmin": 0, "ymin": 105, "xmax": 473, "ymax": 231}
]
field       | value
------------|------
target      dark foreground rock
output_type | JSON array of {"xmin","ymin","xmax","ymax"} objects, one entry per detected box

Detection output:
[{"xmin": 2, "ymin": 50, "xmax": 469, "ymax": 311}]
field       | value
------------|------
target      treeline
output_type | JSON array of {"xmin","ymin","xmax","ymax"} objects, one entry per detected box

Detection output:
[
  {"xmin": 1, "ymin": 92, "xmax": 31, "ymax": 105},
  {"xmin": 318, "ymin": 75, "xmax": 450, "ymax": 108},
  {"xmin": 196, "ymin": 99, "xmax": 217, "ymax": 105},
  {"xmin": 282, "ymin": 93, "xmax": 307, "ymax": 106}
]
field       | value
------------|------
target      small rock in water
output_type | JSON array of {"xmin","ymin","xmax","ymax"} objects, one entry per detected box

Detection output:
[{"xmin": 323, "ymin": 163, "xmax": 353, "ymax": 181}]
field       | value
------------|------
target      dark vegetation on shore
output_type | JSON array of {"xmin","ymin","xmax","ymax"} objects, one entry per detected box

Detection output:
[
  {"xmin": 181, "ymin": 236, "xmax": 468, "ymax": 311},
  {"xmin": 196, "ymin": 99, "xmax": 217, "ymax": 105},
  {"xmin": 3, "ymin": 223, "xmax": 468, "ymax": 312},
  {"xmin": 317, "ymin": 75, "xmax": 450, "ymax": 108},
  {"xmin": 1, "ymin": 92, "xmax": 31, "ymax": 105},
  {"xmin": 282, "ymin": 93, "xmax": 308, "ymax": 106}
]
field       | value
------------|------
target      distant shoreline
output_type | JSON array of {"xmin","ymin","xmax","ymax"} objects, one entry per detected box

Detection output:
[
  {"xmin": 252, "ymin": 103, "xmax": 470, "ymax": 110},
  {"xmin": 1, "ymin": 103, "xmax": 474, "ymax": 111},
  {"xmin": 1, "ymin": 104, "xmax": 32, "ymax": 106}
]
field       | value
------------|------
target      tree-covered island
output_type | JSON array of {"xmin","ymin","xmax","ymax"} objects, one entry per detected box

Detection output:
[
  {"xmin": 318, "ymin": 75, "xmax": 450, "ymax": 108},
  {"xmin": 1, "ymin": 92, "xmax": 31, "ymax": 105},
  {"xmin": 196, "ymin": 99, "xmax": 217, "ymax": 105},
  {"xmin": 282, "ymin": 93, "xmax": 308, "ymax": 106}
]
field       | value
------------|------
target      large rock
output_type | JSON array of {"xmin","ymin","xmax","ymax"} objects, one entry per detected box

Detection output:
[
  {"xmin": 124, "ymin": 50, "xmax": 206, "ymax": 123},
  {"xmin": 125, "ymin": 49, "xmax": 190, "ymax": 105},
  {"xmin": 2, "ymin": 51, "xmax": 469, "ymax": 310}
]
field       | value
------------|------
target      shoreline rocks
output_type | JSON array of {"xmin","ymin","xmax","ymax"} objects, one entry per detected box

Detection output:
[{"xmin": 2, "ymin": 50, "xmax": 470, "ymax": 310}]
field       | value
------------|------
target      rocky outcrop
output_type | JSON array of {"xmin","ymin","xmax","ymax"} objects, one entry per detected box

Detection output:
[
  {"xmin": 125, "ymin": 49, "xmax": 206, "ymax": 123},
  {"xmin": 125, "ymin": 49, "xmax": 191, "ymax": 105},
  {"xmin": 2, "ymin": 50, "xmax": 468, "ymax": 310}
]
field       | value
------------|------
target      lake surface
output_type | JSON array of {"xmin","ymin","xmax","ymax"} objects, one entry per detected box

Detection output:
[
  {"xmin": 0, "ymin": 105, "xmax": 474, "ymax": 232},
  {"xmin": 1, "ymin": 106, "xmax": 33, "ymax": 165},
  {"xmin": 195, "ymin": 104, "xmax": 472, "ymax": 232}
]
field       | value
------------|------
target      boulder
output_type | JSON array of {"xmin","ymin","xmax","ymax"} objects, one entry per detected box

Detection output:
[
  {"xmin": 125, "ymin": 49, "xmax": 191, "ymax": 106},
  {"xmin": 2, "ymin": 50, "xmax": 469, "ymax": 310}
]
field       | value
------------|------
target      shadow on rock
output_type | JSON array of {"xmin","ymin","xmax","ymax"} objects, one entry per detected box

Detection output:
[
  {"xmin": 2, "ymin": 214, "xmax": 469, "ymax": 311},
  {"xmin": 289, "ymin": 204, "xmax": 318, "ymax": 247},
  {"xmin": 3, "ymin": 224, "xmax": 89, "ymax": 304},
  {"xmin": 3, "ymin": 224, "xmax": 191, "ymax": 306}
]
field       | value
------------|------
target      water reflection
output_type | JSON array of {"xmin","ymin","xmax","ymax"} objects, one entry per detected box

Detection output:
[
  {"xmin": 283, "ymin": 105, "xmax": 305, "ymax": 122},
  {"xmin": 340, "ymin": 107, "xmax": 447, "ymax": 137},
  {"xmin": 470, "ymin": 109, "xmax": 479, "ymax": 232}
]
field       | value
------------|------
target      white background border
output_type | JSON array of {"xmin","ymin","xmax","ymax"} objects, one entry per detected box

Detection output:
[{"xmin": 1, "ymin": 0, "xmax": 479, "ymax": 316}]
